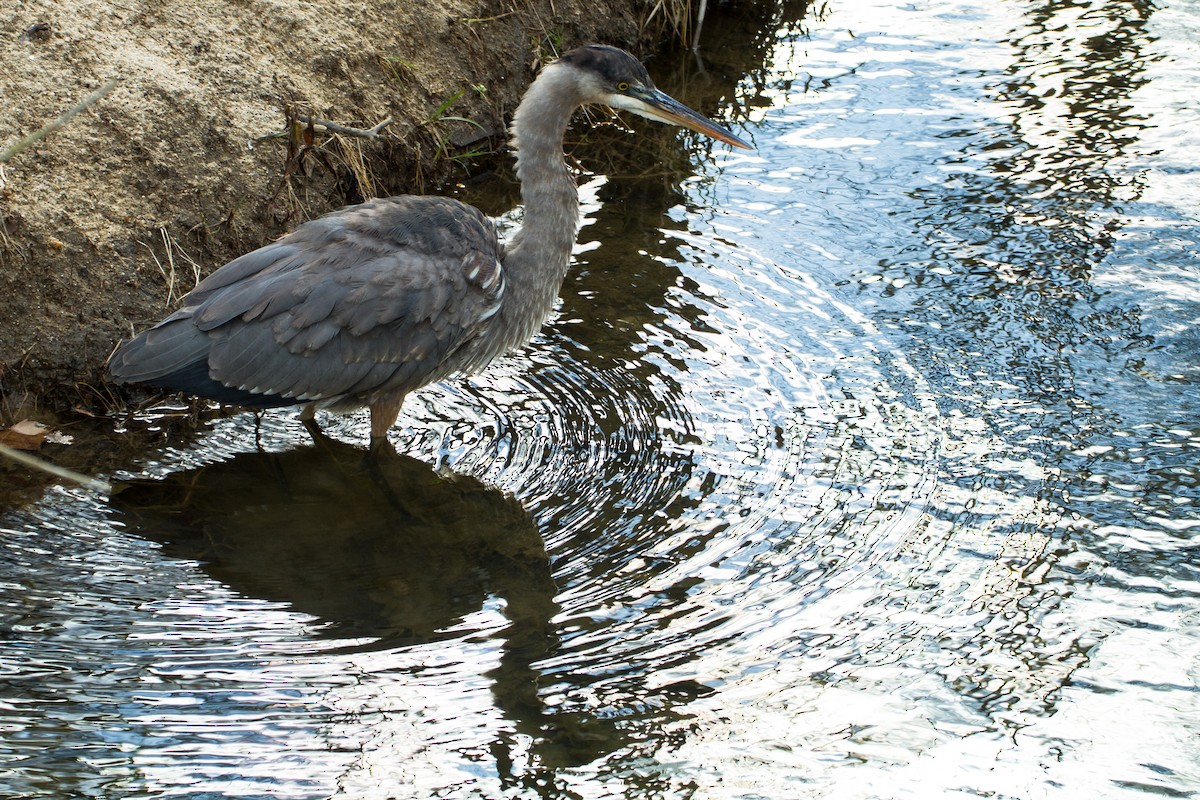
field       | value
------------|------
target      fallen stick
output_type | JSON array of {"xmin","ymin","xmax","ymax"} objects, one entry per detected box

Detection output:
[
  {"xmin": 0, "ymin": 442, "xmax": 113, "ymax": 495},
  {"xmin": 291, "ymin": 114, "xmax": 395, "ymax": 139},
  {"xmin": 0, "ymin": 77, "xmax": 120, "ymax": 164}
]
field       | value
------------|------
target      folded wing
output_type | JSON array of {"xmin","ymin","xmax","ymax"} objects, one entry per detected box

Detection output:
[{"xmin": 108, "ymin": 196, "xmax": 506, "ymax": 408}]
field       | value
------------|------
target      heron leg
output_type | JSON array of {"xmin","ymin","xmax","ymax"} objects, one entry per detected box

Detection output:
[
  {"xmin": 298, "ymin": 403, "xmax": 333, "ymax": 446},
  {"xmin": 368, "ymin": 394, "xmax": 405, "ymax": 450}
]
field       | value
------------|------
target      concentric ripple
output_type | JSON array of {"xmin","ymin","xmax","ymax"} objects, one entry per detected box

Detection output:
[{"xmin": 0, "ymin": 169, "xmax": 946, "ymax": 796}]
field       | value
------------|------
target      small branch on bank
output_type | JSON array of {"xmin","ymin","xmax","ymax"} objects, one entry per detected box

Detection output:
[
  {"xmin": 299, "ymin": 114, "xmax": 395, "ymax": 138},
  {"xmin": 258, "ymin": 114, "xmax": 396, "ymax": 142},
  {"xmin": 0, "ymin": 78, "xmax": 120, "ymax": 165},
  {"xmin": 0, "ymin": 442, "xmax": 113, "ymax": 495}
]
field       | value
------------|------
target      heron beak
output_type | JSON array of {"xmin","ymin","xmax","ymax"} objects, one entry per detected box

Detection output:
[{"xmin": 621, "ymin": 87, "xmax": 753, "ymax": 149}]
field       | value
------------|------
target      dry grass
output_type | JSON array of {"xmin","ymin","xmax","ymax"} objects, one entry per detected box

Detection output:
[
  {"xmin": 332, "ymin": 134, "xmax": 381, "ymax": 202},
  {"xmin": 139, "ymin": 226, "xmax": 202, "ymax": 307},
  {"xmin": 642, "ymin": 0, "xmax": 698, "ymax": 43}
]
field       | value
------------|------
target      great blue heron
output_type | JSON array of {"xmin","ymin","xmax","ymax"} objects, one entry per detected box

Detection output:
[{"xmin": 107, "ymin": 45, "xmax": 751, "ymax": 447}]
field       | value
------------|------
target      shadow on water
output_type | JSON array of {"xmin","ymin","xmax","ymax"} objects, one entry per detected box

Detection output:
[
  {"xmin": 105, "ymin": 436, "xmax": 710, "ymax": 785},
  {"xmin": 109, "ymin": 439, "xmax": 555, "ymax": 652}
]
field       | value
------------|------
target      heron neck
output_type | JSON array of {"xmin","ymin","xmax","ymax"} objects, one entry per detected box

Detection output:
[{"xmin": 502, "ymin": 63, "xmax": 583, "ymax": 342}]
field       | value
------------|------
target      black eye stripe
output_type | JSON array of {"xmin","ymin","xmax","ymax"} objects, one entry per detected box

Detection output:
[{"xmin": 558, "ymin": 44, "xmax": 656, "ymax": 92}]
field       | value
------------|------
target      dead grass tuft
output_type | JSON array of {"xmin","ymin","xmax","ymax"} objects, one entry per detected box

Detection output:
[
  {"xmin": 333, "ymin": 134, "xmax": 380, "ymax": 201},
  {"xmin": 138, "ymin": 227, "xmax": 202, "ymax": 307},
  {"xmin": 642, "ymin": 0, "xmax": 698, "ymax": 43}
]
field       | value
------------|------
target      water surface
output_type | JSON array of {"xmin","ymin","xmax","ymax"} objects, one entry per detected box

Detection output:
[{"xmin": 2, "ymin": 0, "xmax": 1199, "ymax": 797}]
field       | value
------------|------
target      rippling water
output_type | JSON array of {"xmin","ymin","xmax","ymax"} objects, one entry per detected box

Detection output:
[{"xmin": 3, "ymin": 0, "xmax": 1199, "ymax": 797}]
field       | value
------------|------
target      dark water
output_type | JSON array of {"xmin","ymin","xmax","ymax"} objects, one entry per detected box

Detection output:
[{"xmin": 3, "ymin": 0, "xmax": 1199, "ymax": 797}]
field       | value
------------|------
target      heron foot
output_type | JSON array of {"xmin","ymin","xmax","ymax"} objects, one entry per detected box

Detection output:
[
  {"xmin": 300, "ymin": 416, "xmax": 336, "ymax": 445},
  {"xmin": 367, "ymin": 433, "xmax": 395, "ymax": 455}
]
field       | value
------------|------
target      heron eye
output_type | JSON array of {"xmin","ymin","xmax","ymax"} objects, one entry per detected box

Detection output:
[{"xmin": 617, "ymin": 81, "xmax": 630, "ymax": 91}]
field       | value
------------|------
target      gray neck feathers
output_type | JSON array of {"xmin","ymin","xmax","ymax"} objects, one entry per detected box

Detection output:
[{"xmin": 499, "ymin": 62, "xmax": 585, "ymax": 348}]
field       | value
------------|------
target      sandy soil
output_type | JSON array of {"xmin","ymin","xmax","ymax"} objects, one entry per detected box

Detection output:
[{"xmin": 0, "ymin": 0, "xmax": 662, "ymax": 422}]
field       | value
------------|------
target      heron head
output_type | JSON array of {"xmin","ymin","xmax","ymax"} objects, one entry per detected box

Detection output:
[{"xmin": 557, "ymin": 45, "xmax": 752, "ymax": 150}]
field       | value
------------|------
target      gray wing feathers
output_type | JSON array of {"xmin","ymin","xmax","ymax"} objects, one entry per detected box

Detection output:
[
  {"xmin": 108, "ymin": 311, "xmax": 209, "ymax": 383},
  {"xmin": 111, "ymin": 196, "xmax": 506, "ymax": 405}
]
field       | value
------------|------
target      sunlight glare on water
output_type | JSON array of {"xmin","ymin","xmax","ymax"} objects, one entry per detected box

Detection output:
[{"xmin": 2, "ymin": 0, "xmax": 1199, "ymax": 797}]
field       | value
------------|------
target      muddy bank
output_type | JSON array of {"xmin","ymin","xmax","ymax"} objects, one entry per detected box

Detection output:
[{"xmin": 0, "ymin": 0, "xmax": 685, "ymax": 423}]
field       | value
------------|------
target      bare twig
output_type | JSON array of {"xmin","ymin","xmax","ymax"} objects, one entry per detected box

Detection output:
[
  {"xmin": 462, "ymin": 11, "xmax": 516, "ymax": 23},
  {"xmin": 0, "ymin": 78, "xmax": 120, "ymax": 164},
  {"xmin": 254, "ymin": 113, "xmax": 395, "ymax": 144},
  {"xmin": 138, "ymin": 226, "xmax": 201, "ymax": 306},
  {"xmin": 692, "ymin": 0, "xmax": 708, "ymax": 50},
  {"xmin": 0, "ymin": 441, "xmax": 113, "ymax": 494},
  {"xmin": 293, "ymin": 114, "xmax": 394, "ymax": 139}
]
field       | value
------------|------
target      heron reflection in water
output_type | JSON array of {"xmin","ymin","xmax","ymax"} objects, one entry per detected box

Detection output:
[
  {"xmin": 111, "ymin": 439, "xmax": 555, "ymax": 649},
  {"xmin": 107, "ymin": 45, "xmax": 751, "ymax": 447}
]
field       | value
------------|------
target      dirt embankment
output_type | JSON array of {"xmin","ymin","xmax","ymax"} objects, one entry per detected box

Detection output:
[{"xmin": 0, "ymin": 0, "xmax": 673, "ymax": 423}]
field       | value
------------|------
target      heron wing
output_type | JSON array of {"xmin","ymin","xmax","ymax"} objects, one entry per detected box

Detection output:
[{"xmin": 109, "ymin": 196, "xmax": 505, "ymax": 405}]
